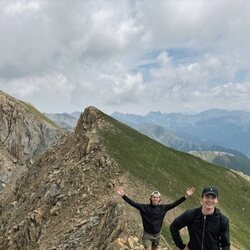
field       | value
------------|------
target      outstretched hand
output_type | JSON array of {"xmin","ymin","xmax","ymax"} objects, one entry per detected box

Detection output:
[
  {"xmin": 116, "ymin": 187, "xmax": 125, "ymax": 197},
  {"xmin": 185, "ymin": 187, "xmax": 195, "ymax": 199}
]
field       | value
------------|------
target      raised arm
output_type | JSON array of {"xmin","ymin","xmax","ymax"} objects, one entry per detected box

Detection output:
[
  {"xmin": 185, "ymin": 187, "xmax": 195, "ymax": 199},
  {"xmin": 165, "ymin": 187, "xmax": 195, "ymax": 210},
  {"xmin": 116, "ymin": 187, "xmax": 142, "ymax": 210},
  {"xmin": 116, "ymin": 187, "xmax": 125, "ymax": 197}
]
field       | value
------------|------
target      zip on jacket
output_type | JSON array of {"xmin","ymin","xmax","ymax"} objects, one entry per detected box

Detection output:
[{"xmin": 201, "ymin": 215, "xmax": 206, "ymax": 250}]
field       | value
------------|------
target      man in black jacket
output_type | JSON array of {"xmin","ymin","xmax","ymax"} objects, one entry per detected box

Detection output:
[
  {"xmin": 170, "ymin": 187, "xmax": 230, "ymax": 250},
  {"xmin": 116, "ymin": 187, "xmax": 195, "ymax": 250}
]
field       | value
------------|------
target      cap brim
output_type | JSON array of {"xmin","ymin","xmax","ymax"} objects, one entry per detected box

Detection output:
[{"xmin": 204, "ymin": 192, "xmax": 218, "ymax": 197}]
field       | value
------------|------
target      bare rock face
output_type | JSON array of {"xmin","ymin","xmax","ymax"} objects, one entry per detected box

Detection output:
[
  {"xmin": 0, "ymin": 91, "xmax": 65, "ymax": 164},
  {"xmin": 0, "ymin": 144, "xmax": 23, "ymax": 194}
]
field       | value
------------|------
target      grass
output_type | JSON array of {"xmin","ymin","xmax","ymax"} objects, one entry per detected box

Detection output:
[{"xmin": 101, "ymin": 113, "xmax": 250, "ymax": 249}]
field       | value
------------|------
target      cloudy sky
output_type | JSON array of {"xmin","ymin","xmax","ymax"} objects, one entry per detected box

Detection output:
[{"xmin": 1, "ymin": 0, "xmax": 250, "ymax": 115}]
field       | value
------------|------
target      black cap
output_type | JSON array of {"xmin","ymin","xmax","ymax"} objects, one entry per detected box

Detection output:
[{"xmin": 202, "ymin": 187, "xmax": 219, "ymax": 197}]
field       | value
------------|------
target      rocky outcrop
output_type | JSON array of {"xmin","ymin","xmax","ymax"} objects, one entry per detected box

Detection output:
[{"xmin": 0, "ymin": 91, "xmax": 65, "ymax": 164}]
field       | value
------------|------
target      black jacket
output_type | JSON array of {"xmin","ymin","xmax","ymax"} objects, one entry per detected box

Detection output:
[
  {"xmin": 170, "ymin": 207, "xmax": 230, "ymax": 250},
  {"xmin": 122, "ymin": 195, "xmax": 186, "ymax": 234}
]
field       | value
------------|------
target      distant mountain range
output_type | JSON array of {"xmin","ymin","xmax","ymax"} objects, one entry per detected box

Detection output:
[
  {"xmin": 44, "ymin": 112, "xmax": 81, "ymax": 131},
  {"xmin": 112, "ymin": 109, "xmax": 250, "ymax": 156},
  {"xmin": 123, "ymin": 121, "xmax": 246, "ymax": 156}
]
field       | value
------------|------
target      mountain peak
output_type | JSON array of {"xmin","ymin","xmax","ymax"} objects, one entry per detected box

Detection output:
[{"xmin": 75, "ymin": 106, "xmax": 103, "ymax": 134}]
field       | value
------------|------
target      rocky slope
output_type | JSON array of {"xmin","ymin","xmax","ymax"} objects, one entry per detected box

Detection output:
[
  {"xmin": 0, "ymin": 106, "xmax": 171, "ymax": 249},
  {"xmin": 0, "ymin": 90, "xmax": 65, "ymax": 164}
]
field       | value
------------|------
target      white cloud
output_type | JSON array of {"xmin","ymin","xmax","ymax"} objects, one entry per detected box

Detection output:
[
  {"xmin": 4, "ymin": 0, "xmax": 41, "ymax": 15},
  {"xmin": 4, "ymin": 73, "xmax": 74, "ymax": 98},
  {"xmin": 98, "ymin": 71, "xmax": 144, "ymax": 103},
  {"xmin": 0, "ymin": 0, "xmax": 250, "ymax": 114}
]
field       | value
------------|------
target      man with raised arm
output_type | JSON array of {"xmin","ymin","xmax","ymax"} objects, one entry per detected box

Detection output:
[{"xmin": 117, "ymin": 187, "xmax": 195, "ymax": 250}]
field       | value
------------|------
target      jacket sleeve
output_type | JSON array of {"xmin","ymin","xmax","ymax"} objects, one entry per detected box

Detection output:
[
  {"xmin": 122, "ymin": 195, "xmax": 142, "ymax": 210},
  {"xmin": 170, "ymin": 210, "xmax": 190, "ymax": 250},
  {"xmin": 220, "ymin": 215, "xmax": 230, "ymax": 250},
  {"xmin": 164, "ymin": 196, "xmax": 186, "ymax": 211}
]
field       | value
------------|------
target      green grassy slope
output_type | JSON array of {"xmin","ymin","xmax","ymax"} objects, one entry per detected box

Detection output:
[{"xmin": 101, "ymin": 114, "xmax": 250, "ymax": 249}]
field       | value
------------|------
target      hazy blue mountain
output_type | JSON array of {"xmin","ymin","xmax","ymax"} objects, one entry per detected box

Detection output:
[
  {"xmin": 127, "ymin": 121, "xmax": 207, "ymax": 152},
  {"xmin": 132, "ymin": 122, "xmax": 246, "ymax": 155},
  {"xmin": 44, "ymin": 112, "xmax": 80, "ymax": 131},
  {"xmin": 112, "ymin": 109, "xmax": 250, "ymax": 157},
  {"xmin": 68, "ymin": 111, "xmax": 81, "ymax": 119}
]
